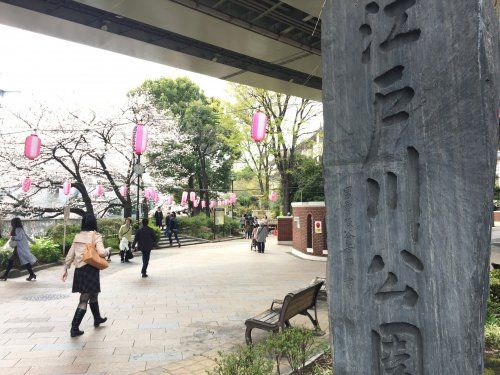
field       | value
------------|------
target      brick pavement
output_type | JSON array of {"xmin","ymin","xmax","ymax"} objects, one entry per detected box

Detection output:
[{"xmin": 0, "ymin": 237, "xmax": 328, "ymax": 375}]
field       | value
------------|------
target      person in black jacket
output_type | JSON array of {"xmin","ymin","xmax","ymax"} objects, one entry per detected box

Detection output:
[
  {"xmin": 132, "ymin": 218, "xmax": 157, "ymax": 278},
  {"xmin": 154, "ymin": 208, "xmax": 163, "ymax": 228},
  {"xmin": 168, "ymin": 212, "xmax": 181, "ymax": 247}
]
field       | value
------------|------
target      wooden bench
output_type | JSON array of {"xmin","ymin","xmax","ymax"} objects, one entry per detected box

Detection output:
[{"xmin": 244, "ymin": 281, "xmax": 324, "ymax": 344}]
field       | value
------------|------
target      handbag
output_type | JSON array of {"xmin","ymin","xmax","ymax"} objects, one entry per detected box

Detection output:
[
  {"xmin": 125, "ymin": 249, "xmax": 134, "ymax": 260},
  {"xmin": 82, "ymin": 231, "xmax": 109, "ymax": 270},
  {"xmin": 119, "ymin": 237, "xmax": 129, "ymax": 251},
  {"xmin": 8, "ymin": 238, "xmax": 16, "ymax": 249}
]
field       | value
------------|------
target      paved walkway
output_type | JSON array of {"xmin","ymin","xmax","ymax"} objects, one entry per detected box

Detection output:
[{"xmin": 0, "ymin": 237, "xmax": 328, "ymax": 375}]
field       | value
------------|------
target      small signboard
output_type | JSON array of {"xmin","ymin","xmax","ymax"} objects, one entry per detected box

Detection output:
[
  {"xmin": 294, "ymin": 216, "xmax": 300, "ymax": 229},
  {"xmin": 215, "ymin": 208, "xmax": 225, "ymax": 225},
  {"xmin": 314, "ymin": 220, "xmax": 322, "ymax": 234}
]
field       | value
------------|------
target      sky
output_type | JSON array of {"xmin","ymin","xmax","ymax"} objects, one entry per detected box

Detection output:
[{"xmin": 0, "ymin": 24, "xmax": 230, "ymax": 115}]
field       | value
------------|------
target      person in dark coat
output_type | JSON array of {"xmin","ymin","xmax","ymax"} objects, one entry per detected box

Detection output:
[
  {"xmin": 255, "ymin": 222, "xmax": 269, "ymax": 253},
  {"xmin": 132, "ymin": 218, "xmax": 157, "ymax": 278},
  {"xmin": 164, "ymin": 212, "xmax": 171, "ymax": 237},
  {"xmin": 154, "ymin": 208, "xmax": 163, "ymax": 228},
  {"xmin": 168, "ymin": 212, "xmax": 181, "ymax": 247}
]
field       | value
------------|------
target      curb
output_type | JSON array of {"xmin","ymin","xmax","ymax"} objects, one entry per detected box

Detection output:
[{"xmin": 6, "ymin": 260, "xmax": 63, "ymax": 279}]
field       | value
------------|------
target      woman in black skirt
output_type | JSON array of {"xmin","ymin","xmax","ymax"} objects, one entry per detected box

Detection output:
[{"xmin": 62, "ymin": 214, "xmax": 110, "ymax": 337}]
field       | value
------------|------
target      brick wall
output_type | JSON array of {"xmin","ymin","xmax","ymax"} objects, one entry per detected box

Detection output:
[
  {"xmin": 292, "ymin": 203, "xmax": 327, "ymax": 257},
  {"xmin": 277, "ymin": 217, "xmax": 293, "ymax": 242}
]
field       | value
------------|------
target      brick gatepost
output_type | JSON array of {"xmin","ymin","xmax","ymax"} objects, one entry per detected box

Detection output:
[
  {"xmin": 291, "ymin": 202, "xmax": 327, "ymax": 259},
  {"xmin": 277, "ymin": 216, "xmax": 293, "ymax": 245}
]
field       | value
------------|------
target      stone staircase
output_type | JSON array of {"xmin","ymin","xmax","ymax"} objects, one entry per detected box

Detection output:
[{"xmin": 157, "ymin": 233, "xmax": 209, "ymax": 248}]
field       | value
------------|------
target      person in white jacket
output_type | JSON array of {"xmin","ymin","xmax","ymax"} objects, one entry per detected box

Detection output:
[{"xmin": 62, "ymin": 214, "xmax": 110, "ymax": 337}]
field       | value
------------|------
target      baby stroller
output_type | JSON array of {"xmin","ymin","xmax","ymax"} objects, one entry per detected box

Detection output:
[{"xmin": 250, "ymin": 224, "xmax": 259, "ymax": 251}]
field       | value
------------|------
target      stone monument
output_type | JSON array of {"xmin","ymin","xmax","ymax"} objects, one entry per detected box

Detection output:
[{"xmin": 322, "ymin": 0, "xmax": 499, "ymax": 373}]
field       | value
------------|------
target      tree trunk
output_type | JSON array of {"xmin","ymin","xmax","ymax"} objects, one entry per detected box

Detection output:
[
  {"xmin": 199, "ymin": 153, "xmax": 210, "ymax": 217},
  {"xmin": 74, "ymin": 183, "xmax": 94, "ymax": 216},
  {"xmin": 123, "ymin": 201, "xmax": 132, "ymax": 218},
  {"xmin": 281, "ymin": 175, "xmax": 292, "ymax": 215}
]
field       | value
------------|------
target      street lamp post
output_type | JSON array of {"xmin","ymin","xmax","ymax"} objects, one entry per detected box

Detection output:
[
  {"xmin": 132, "ymin": 123, "xmax": 148, "ymax": 222},
  {"xmin": 136, "ymin": 154, "xmax": 141, "ymax": 222},
  {"xmin": 229, "ymin": 173, "xmax": 235, "ymax": 218}
]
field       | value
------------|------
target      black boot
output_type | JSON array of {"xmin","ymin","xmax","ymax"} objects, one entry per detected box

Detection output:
[
  {"xmin": 25, "ymin": 264, "xmax": 36, "ymax": 281},
  {"xmin": 70, "ymin": 308, "xmax": 86, "ymax": 337},
  {"xmin": 0, "ymin": 259, "xmax": 14, "ymax": 281},
  {"xmin": 119, "ymin": 250, "xmax": 125, "ymax": 263},
  {"xmin": 89, "ymin": 302, "xmax": 107, "ymax": 327}
]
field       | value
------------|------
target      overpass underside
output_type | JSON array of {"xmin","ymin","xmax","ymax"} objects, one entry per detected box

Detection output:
[{"xmin": 0, "ymin": 0, "xmax": 324, "ymax": 101}]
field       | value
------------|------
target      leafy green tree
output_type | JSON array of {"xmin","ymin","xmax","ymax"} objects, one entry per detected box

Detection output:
[
  {"xmin": 135, "ymin": 77, "xmax": 242, "ymax": 215},
  {"xmin": 230, "ymin": 84, "xmax": 321, "ymax": 213},
  {"xmin": 291, "ymin": 156, "xmax": 325, "ymax": 203}
]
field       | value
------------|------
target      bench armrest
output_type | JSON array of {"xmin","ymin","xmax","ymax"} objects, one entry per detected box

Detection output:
[{"xmin": 271, "ymin": 299, "xmax": 284, "ymax": 310}]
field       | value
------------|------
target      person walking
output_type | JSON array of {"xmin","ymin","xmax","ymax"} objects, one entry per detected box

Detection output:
[
  {"xmin": 118, "ymin": 217, "xmax": 133, "ymax": 263},
  {"xmin": 255, "ymin": 222, "xmax": 269, "ymax": 254},
  {"xmin": 164, "ymin": 212, "xmax": 171, "ymax": 237},
  {"xmin": 154, "ymin": 208, "xmax": 163, "ymax": 228},
  {"xmin": 244, "ymin": 216, "xmax": 253, "ymax": 239},
  {"xmin": 61, "ymin": 214, "xmax": 110, "ymax": 337},
  {"xmin": 0, "ymin": 218, "xmax": 37, "ymax": 281},
  {"xmin": 168, "ymin": 212, "xmax": 181, "ymax": 247},
  {"xmin": 132, "ymin": 218, "xmax": 157, "ymax": 278}
]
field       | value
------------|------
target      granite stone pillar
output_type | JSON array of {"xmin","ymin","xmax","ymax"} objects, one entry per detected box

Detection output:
[{"xmin": 322, "ymin": 0, "xmax": 499, "ymax": 374}]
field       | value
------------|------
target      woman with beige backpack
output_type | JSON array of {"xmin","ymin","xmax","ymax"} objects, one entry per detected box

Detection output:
[{"xmin": 61, "ymin": 214, "xmax": 110, "ymax": 337}]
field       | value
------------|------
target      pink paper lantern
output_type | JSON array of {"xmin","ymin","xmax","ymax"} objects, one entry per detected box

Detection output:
[
  {"xmin": 201, "ymin": 200, "xmax": 206, "ymax": 208},
  {"xmin": 189, "ymin": 192, "xmax": 196, "ymax": 202},
  {"xmin": 269, "ymin": 191, "xmax": 277, "ymax": 202},
  {"xmin": 167, "ymin": 195, "xmax": 174, "ymax": 205},
  {"xmin": 63, "ymin": 180, "xmax": 71, "ymax": 196},
  {"xmin": 96, "ymin": 184, "xmax": 104, "ymax": 197},
  {"xmin": 181, "ymin": 191, "xmax": 188, "ymax": 206},
  {"xmin": 133, "ymin": 123, "xmax": 148, "ymax": 155},
  {"xmin": 224, "ymin": 199, "xmax": 229, "ymax": 206},
  {"xmin": 229, "ymin": 193, "xmax": 237, "ymax": 203},
  {"xmin": 144, "ymin": 188, "xmax": 153, "ymax": 200},
  {"xmin": 22, "ymin": 177, "xmax": 31, "ymax": 193},
  {"xmin": 210, "ymin": 200, "xmax": 216, "ymax": 208},
  {"xmin": 251, "ymin": 110, "xmax": 267, "ymax": 142},
  {"xmin": 153, "ymin": 191, "xmax": 159, "ymax": 203},
  {"xmin": 120, "ymin": 186, "xmax": 128, "ymax": 198},
  {"xmin": 193, "ymin": 198, "xmax": 200, "ymax": 208},
  {"xmin": 24, "ymin": 134, "xmax": 41, "ymax": 160}
]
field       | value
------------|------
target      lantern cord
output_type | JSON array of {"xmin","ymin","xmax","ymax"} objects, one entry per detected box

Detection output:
[{"xmin": 0, "ymin": 100, "xmax": 320, "ymax": 138}]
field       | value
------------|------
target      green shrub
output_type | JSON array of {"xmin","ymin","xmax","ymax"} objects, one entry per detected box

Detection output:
[
  {"xmin": 0, "ymin": 249, "xmax": 12, "ymax": 268},
  {"xmin": 178, "ymin": 214, "xmax": 241, "ymax": 239},
  {"xmin": 46, "ymin": 218, "xmax": 126, "ymax": 253},
  {"xmin": 98, "ymin": 218, "xmax": 124, "ymax": 238},
  {"xmin": 104, "ymin": 236, "xmax": 120, "ymax": 250},
  {"xmin": 46, "ymin": 223, "xmax": 79, "ymax": 253},
  {"xmin": 485, "ymin": 325, "xmax": 500, "ymax": 350},
  {"xmin": 222, "ymin": 216, "xmax": 241, "ymax": 236},
  {"xmin": 30, "ymin": 237, "xmax": 62, "ymax": 263},
  {"xmin": 266, "ymin": 328, "xmax": 327, "ymax": 375},
  {"xmin": 150, "ymin": 224, "xmax": 162, "ymax": 247},
  {"xmin": 207, "ymin": 344, "xmax": 273, "ymax": 375},
  {"xmin": 491, "ymin": 269, "xmax": 500, "ymax": 304}
]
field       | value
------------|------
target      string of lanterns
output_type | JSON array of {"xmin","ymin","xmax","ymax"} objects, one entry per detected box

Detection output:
[
  {"xmin": 22, "ymin": 133, "xmax": 42, "ymax": 193},
  {"xmin": 19, "ymin": 109, "xmax": 275, "ymax": 207}
]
